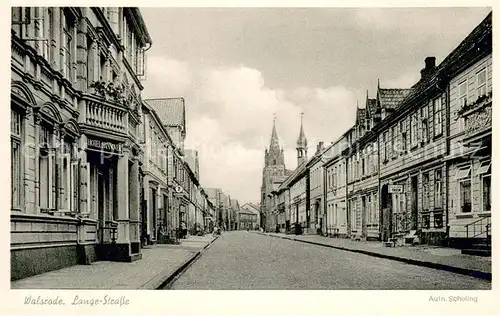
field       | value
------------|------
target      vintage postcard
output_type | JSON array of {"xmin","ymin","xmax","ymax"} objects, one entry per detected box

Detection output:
[{"xmin": 2, "ymin": 2, "xmax": 498, "ymax": 316}]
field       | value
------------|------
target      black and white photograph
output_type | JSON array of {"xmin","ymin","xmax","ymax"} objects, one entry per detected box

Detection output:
[{"xmin": 2, "ymin": 2, "xmax": 498, "ymax": 315}]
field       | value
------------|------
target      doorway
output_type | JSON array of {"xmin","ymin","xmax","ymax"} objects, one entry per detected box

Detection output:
[{"xmin": 411, "ymin": 176, "xmax": 418, "ymax": 230}]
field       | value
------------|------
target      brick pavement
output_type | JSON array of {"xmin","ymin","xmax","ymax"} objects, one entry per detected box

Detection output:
[
  {"xmin": 262, "ymin": 232, "xmax": 491, "ymax": 280},
  {"xmin": 11, "ymin": 235, "xmax": 217, "ymax": 290}
]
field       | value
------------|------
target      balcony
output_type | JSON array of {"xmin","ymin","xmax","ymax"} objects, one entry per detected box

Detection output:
[{"xmin": 79, "ymin": 82, "xmax": 140, "ymax": 141}]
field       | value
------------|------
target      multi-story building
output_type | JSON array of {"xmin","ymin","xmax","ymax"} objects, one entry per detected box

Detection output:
[
  {"xmin": 144, "ymin": 98, "xmax": 189, "ymax": 237},
  {"xmin": 323, "ymin": 134, "xmax": 349, "ymax": 237},
  {"xmin": 373, "ymin": 12, "xmax": 492, "ymax": 247},
  {"xmin": 445, "ymin": 13, "xmax": 492, "ymax": 251},
  {"xmin": 240, "ymin": 203, "xmax": 261, "ymax": 230},
  {"xmin": 347, "ymin": 86, "xmax": 411, "ymax": 240},
  {"xmin": 140, "ymin": 101, "xmax": 176, "ymax": 244},
  {"xmin": 308, "ymin": 139, "xmax": 344, "ymax": 235},
  {"xmin": 10, "ymin": 7, "xmax": 152, "ymax": 280}
]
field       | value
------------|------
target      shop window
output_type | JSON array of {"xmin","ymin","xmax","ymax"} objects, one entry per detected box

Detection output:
[
  {"xmin": 456, "ymin": 166, "xmax": 471, "ymax": 213},
  {"xmin": 422, "ymin": 214, "xmax": 430, "ymax": 229},
  {"xmin": 478, "ymin": 161, "xmax": 491, "ymax": 212},
  {"xmin": 434, "ymin": 212, "xmax": 444, "ymax": 228},
  {"xmin": 434, "ymin": 169, "xmax": 443, "ymax": 209}
]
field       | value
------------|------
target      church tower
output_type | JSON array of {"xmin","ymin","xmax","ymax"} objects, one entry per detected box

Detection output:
[
  {"xmin": 260, "ymin": 116, "xmax": 286, "ymax": 231},
  {"xmin": 296, "ymin": 113, "xmax": 308, "ymax": 166}
]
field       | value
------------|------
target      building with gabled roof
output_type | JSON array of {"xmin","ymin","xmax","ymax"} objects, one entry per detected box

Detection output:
[{"xmin": 144, "ymin": 97, "xmax": 186, "ymax": 153}]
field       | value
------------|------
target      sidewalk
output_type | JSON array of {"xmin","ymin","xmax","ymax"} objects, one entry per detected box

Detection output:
[
  {"xmin": 11, "ymin": 235, "xmax": 218, "ymax": 290},
  {"xmin": 261, "ymin": 232, "xmax": 491, "ymax": 280}
]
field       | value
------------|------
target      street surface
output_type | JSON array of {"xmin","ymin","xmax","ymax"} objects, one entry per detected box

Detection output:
[{"xmin": 168, "ymin": 231, "xmax": 491, "ymax": 290}]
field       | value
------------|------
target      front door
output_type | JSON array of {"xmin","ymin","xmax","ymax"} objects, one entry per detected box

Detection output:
[{"xmin": 411, "ymin": 176, "xmax": 418, "ymax": 230}]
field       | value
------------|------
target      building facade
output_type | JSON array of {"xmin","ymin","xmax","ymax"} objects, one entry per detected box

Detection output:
[
  {"xmin": 445, "ymin": 15, "xmax": 492, "ymax": 248},
  {"xmin": 324, "ymin": 135, "xmax": 349, "ymax": 237},
  {"xmin": 10, "ymin": 7, "xmax": 152, "ymax": 280}
]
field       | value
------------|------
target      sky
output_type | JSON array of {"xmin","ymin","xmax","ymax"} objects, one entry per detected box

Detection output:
[{"xmin": 139, "ymin": 7, "xmax": 491, "ymax": 204}]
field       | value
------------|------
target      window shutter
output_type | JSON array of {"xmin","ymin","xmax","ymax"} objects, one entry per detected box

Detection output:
[
  {"xmin": 80, "ymin": 162, "xmax": 91, "ymax": 215},
  {"xmin": 441, "ymin": 93, "xmax": 446, "ymax": 135}
]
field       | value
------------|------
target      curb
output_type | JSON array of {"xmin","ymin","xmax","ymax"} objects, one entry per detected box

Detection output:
[
  {"xmin": 149, "ymin": 235, "xmax": 220, "ymax": 290},
  {"xmin": 260, "ymin": 233, "xmax": 491, "ymax": 281}
]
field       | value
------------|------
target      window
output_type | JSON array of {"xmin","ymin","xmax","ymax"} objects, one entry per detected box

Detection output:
[
  {"xmin": 421, "ymin": 105, "xmax": 429, "ymax": 143},
  {"xmin": 434, "ymin": 212, "xmax": 444, "ymax": 228},
  {"xmin": 458, "ymin": 80, "xmax": 468, "ymax": 108},
  {"xmin": 456, "ymin": 166, "xmax": 471, "ymax": 213},
  {"xmin": 99, "ymin": 53, "xmax": 107, "ymax": 81},
  {"xmin": 58, "ymin": 140, "xmax": 77, "ymax": 212},
  {"xmin": 434, "ymin": 169, "xmax": 443, "ymax": 209},
  {"xmin": 433, "ymin": 97, "xmax": 443, "ymax": 137},
  {"xmin": 478, "ymin": 161, "xmax": 491, "ymax": 212},
  {"xmin": 422, "ymin": 173, "xmax": 430, "ymax": 211},
  {"xmin": 11, "ymin": 110, "xmax": 23, "ymax": 209},
  {"xmin": 361, "ymin": 156, "xmax": 365, "ymax": 176},
  {"xmin": 400, "ymin": 120, "xmax": 407, "ymax": 153},
  {"xmin": 422, "ymin": 214, "xmax": 430, "ymax": 229},
  {"xmin": 39, "ymin": 125, "xmax": 55, "ymax": 210},
  {"xmin": 383, "ymin": 131, "xmax": 389, "ymax": 162},
  {"xmin": 62, "ymin": 10, "xmax": 75, "ymax": 81},
  {"xmin": 477, "ymin": 68, "xmax": 487, "ymax": 98},
  {"xmin": 411, "ymin": 112, "xmax": 419, "ymax": 147},
  {"xmin": 392, "ymin": 125, "xmax": 398, "ymax": 157}
]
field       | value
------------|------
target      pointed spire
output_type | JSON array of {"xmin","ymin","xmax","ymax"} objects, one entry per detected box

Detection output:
[
  {"xmin": 269, "ymin": 114, "xmax": 280, "ymax": 150},
  {"xmin": 377, "ymin": 78, "xmax": 381, "ymax": 89},
  {"xmin": 297, "ymin": 112, "xmax": 307, "ymax": 148}
]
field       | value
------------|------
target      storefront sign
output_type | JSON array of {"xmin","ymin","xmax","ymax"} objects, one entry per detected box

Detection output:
[
  {"xmin": 388, "ymin": 184, "xmax": 404, "ymax": 194},
  {"xmin": 87, "ymin": 138, "xmax": 123, "ymax": 155}
]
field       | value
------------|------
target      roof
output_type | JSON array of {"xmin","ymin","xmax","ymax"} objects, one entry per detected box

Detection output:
[
  {"xmin": 377, "ymin": 88, "xmax": 413, "ymax": 110},
  {"xmin": 278, "ymin": 158, "xmax": 310, "ymax": 192},
  {"xmin": 243, "ymin": 203, "xmax": 260, "ymax": 212},
  {"xmin": 356, "ymin": 107, "xmax": 366, "ymax": 122},
  {"xmin": 144, "ymin": 98, "xmax": 186, "ymax": 131},
  {"xmin": 296, "ymin": 115, "xmax": 307, "ymax": 148},
  {"xmin": 269, "ymin": 118, "xmax": 280, "ymax": 151},
  {"xmin": 373, "ymin": 12, "xmax": 492, "ymax": 133},
  {"xmin": 366, "ymin": 98, "xmax": 378, "ymax": 117},
  {"xmin": 240, "ymin": 204, "xmax": 260, "ymax": 215}
]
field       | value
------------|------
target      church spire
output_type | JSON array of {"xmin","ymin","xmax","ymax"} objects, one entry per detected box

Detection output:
[
  {"xmin": 296, "ymin": 112, "xmax": 308, "ymax": 166},
  {"xmin": 269, "ymin": 113, "xmax": 280, "ymax": 150}
]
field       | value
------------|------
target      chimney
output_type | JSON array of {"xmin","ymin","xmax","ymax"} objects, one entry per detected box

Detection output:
[
  {"xmin": 317, "ymin": 141, "xmax": 325, "ymax": 153},
  {"xmin": 420, "ymin": 56, "xmax": 436, "ymax": 79}
]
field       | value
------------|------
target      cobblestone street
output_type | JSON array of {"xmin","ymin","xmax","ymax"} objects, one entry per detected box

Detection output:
[{"xmin": 167, "ymin": 231, "xmax": 491, "ymax": 290}]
